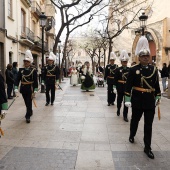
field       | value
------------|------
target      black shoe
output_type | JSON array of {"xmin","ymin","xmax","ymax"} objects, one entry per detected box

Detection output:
[
  {"xmin": 51, "ymin": 103, "xmax": 53, "ymax": 105},
  {"xmin": 124, "ymin": 117, "xmax": 129, "ymax": 122},
  {"xmin": 26, "ymin": 119, "xmax": 30, "ymax": 123},
  {"xmin": 129, "ymin": 136, "xmax": 134, "ymax": 143},
  {"xmin": 8, "ymin": 97, "xmax": 13, "ymax": 99},
  {"xmin": 144, "ymin": 149, "xmax": 154, "ymax": 159},
  {"xmin": 111, "ymin": 102, "xmax": 114, "ymax": 105},
  {"xmin": 30, "ymin": 111, "xmax": 33, "ymax": 117},
  {"xmin": 117, "ymin": 110, "xmax": 120, "ymax": 116},
  {"xmin": 45, "ymin": 103, "xmax": 49, "ymax": 106},
  {"xmin": 108, "ymin": 103, "xmax": 110, "ymax": 106}
]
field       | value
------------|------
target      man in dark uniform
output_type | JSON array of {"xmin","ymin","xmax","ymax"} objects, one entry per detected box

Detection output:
[
  {"xmin": 125, "ymin": 36, "xmax": 161, "ymax": 159},
  {"xmin": 104, "ymin": 52, "xmax": 118, "ymax": 106},
  {"xmin": 15, "ymin": 50, "xmax": 38, "ymax": 123},
  {"xmin": 0, "ymin": 71, "xmax": 8, "ymax": 136},
  {"xmin": 42, "ymin": 52, "xmax": 60, "ymax": 106},
  {"xmin": 114, "ymin": 50, "xmax": 130, "ymax": 122}
]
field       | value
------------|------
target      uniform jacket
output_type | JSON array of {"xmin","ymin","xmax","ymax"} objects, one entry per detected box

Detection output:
[
  {"xmin": 44, "ymin": 64, "xmax": 60, "ymax": 85},
  {"xmin": 5, "ymin": 69, "xmax": 14, "ymax": 85},
  {"xmin": 104, "ymin": 64, "xmax": 118, "ymax": 84},
  {"xmin": 0, "ymin": 73, "xmax": 7, "ymax": 105},
  {"xmin": 125, "ymin": 64, "xmax": 161, "ymax": 109},
  {"xmin": 114, "ymin": 66, "xmax": 129, "ymax": 93},
  {"xmin": 15, "ymin": 67, "xmax": 38, "ymax": 94}
]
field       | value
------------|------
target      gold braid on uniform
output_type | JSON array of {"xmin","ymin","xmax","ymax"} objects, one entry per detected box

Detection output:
[
  {"xmin": 22, "ymin": 68, "xmax": 35, "ymax": 82},
  {"xmin": 141, "ymin": 66, "xmax": 156, "ymax": 90},
  {"xmin": 122, "ymin": 72, "xmax": 128, "ymax": 80},
  {"xmin": 47, "ymin": 66, "xmax": 56, "ymax": 75},
  {"xmin": 110, "ymin": 67, "xmax": 117, "ymax": 74}
]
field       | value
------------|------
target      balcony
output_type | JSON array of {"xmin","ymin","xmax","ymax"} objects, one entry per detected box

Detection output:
[
  {"xmin": 33, "ymin": 36, "xmax": 48, "ymax": 52},
  {"xmin": 20, "ymin": 27, "xmax": 34, "ymax": 45},
  {"xmin": 21, "ymin": 0, "xmax": 32, "ymax": 8},
  {"xmin": 31, "ymin": 1, "xmax": 41, "ymax": 19}
]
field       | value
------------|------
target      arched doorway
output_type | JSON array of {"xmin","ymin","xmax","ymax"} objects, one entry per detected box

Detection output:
[{"xmin": 132, "ymin": 28, "xmax": 160, "ymax": 67}]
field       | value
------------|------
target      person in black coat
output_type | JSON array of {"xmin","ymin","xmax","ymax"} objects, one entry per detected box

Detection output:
[
  {"xmin": 124, "ymin": 36, "xmax": 161, "ymax": 159},
  {"xmin": 159, "ymin": 63, "xmax": 168, "ymax": 92},
  {"xmin": 0, "ymin": 72, "xmax": 8, "ymax": 114},
  {"xmin": 0, "ymin": 71, "xmax": 8, "ymax": 137},
  {"xmin": 12, "ymin": 62, "xmax": 18, "ymax": 97},
  {"xmin": 42, "ymin": 52, "xmax": 60, "ymax": 106},
  {"xmin": 14, "ymin": 50, "xmax": 38, "ymax": 123},
  {"xmin": 104, "ymin": 52, "xmax": 118, "ymax": 106},
  {"xmin": 5, "ymin": 64, "xmax": 14, "ymax": 99},
  {"xmin": 113, "ymin": 50, "xmax": 130, "ymax": 122}
]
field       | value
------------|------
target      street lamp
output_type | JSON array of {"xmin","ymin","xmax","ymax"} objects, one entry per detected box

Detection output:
[
  {"xmin": 39, "ymin": 12, "xmax": 47, "ymax": 93},
  {"xmin": 139, "ymin": 12, "xmax": 148, "ymax": 35},
  {"xmin": 58, "ymin": 39, "xmax": 61, "ymax": 68}
]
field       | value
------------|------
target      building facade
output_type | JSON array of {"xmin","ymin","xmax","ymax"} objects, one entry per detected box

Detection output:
[
  {"xmin": 109, "ymin": 0, "xmax": 170, "ymax": 69},
  {"xmin": 0, "ymin": 0, "xmax": 56, "ymax": 76}
]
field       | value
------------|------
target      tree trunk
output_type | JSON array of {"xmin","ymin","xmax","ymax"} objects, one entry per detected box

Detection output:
[{"xmin": 107, "ymin": 39, "xmax": 112, "ymax": 64}]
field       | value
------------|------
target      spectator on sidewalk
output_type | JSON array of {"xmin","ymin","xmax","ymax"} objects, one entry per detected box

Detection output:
[
  {"xmin": 0, "ymin": 71, "xmax": 8, "ymax": 114},
  {"xmin": 5, "ymin": 64, "xmax": 14, "ymax": 99},
  {"xmin": 12, "ymin": 62, "xmax": 18, "ymax": 97},
  {"xmin": 159, "ymin": 63, "xmax": 168, "ymax": 92}
]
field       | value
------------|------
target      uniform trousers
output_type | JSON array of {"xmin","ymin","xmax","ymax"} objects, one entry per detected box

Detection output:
[
  {"xmin": 130, "ymin": 107, "xmax": 155, "ymax": 150},
  {"xmin": 22, "ymin": 93, "xmax": 32, "ymax": 119},
  {"xmin": 117, "ymin": 92, "xmax": 128, "ymax": 118},
  {"xmin": 46, "ymin": 84, "xmax": 55, "ymax": 104},
  {"xmin": 107, "ymin": 83, "xmax": 116, "ymax": 104}
]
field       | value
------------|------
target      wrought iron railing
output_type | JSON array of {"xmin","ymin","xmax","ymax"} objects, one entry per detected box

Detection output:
[{"xmin": 21, "ymin": 26, "xmax": 34, "ymax": 42}]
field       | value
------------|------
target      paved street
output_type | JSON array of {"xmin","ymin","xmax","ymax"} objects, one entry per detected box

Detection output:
[{"xmin": 0, "ymin": 78, "xmax": 170, "ymax": 170}]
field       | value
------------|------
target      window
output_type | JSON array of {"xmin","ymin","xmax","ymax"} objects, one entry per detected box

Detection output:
[
  {"xmin": 8, "ymin": 0, "xmax": 12, "ymax": 18},
  {"xmin": 9, "ymin": 52, "xmax": 12, "ymax": 64},
  {"xmin": 21, "ymin": 9, "xmax": 26, "ymax": 34}
]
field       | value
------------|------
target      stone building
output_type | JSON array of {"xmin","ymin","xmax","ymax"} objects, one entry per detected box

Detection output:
[
  {"xmin": 109, "ymin": 0, "xmax": 170, "ymax": 69},
  {"xmin": 0, "ymin": 0, "xmax": 56, "ymax": 76}
]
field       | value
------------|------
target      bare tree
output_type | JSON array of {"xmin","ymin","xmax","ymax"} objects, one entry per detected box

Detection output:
[
  {"xmin": 96, "ymin": 0, "xmax": 151, "ymax": 63},
  {"xmin": 50, "ymin": 0, "xmax": 110, "ymax": 54}
]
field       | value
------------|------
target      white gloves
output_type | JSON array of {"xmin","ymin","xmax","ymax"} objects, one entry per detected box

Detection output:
[
  {"xmin": 56, "ymin": 81, "xmax": 59, "ymax": 85},
  {"xmin": 34, "ymin": 91, "xmax": 37, "ymax": 94},
  {"xmin": 14, "ymin": 89, "xmax": 18, "ymax": 93},
  {"xmin": 125, "ymin": 102, "xmax": 131, "ymax": 107},
  {"xmin": 41, "ymin": 83, "xmax": 44, "ymax": 86}
]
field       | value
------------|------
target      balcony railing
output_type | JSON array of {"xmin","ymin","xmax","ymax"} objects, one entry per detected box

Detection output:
[
  {"xmin": 34, "ymin": 36, "xmax": 48, "ymax": 51},
  {"xmin": 31, "ymin": 1, "xmax": 41, "ymax": 17},
  {"xmin": 21, "ymin": 26, "xmax": 34, "ymax": 42}
]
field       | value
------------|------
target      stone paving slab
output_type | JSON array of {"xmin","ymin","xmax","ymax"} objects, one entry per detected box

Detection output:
[
  {"xmin": 112, "ymin": 151, "xmax": 170, "ymax": 170},
  {"xmin": 0, "ymin": 147, "xmax": 77, "ymax": 170}
]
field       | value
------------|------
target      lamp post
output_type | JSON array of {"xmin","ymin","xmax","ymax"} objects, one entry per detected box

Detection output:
[
  {"xmin": 39, "ymin": 12, "xmax": 47, "ymax": 93},
  {"xmin": 139, "ymin": 12, "xmax": 148, "ymax": 35}
]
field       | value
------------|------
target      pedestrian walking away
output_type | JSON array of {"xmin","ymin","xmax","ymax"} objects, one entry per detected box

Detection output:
[
  {"xmin": 42, "ymin": 52, "xmax": 60, "ymax": 106},
  {"xmin": 14, "ymin": 50, "xmax": 38, "ymax": 123},
  {"xmin": 113, "ymin": 50, "xmax": 130, "ymax": 122},
  {"xmin": 104, "ymin": 52, "xmax": 118, "ymax": 106},
  {"xmin": 124, "ymin": 36, "xmax": 161, "ymax": 159}
]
